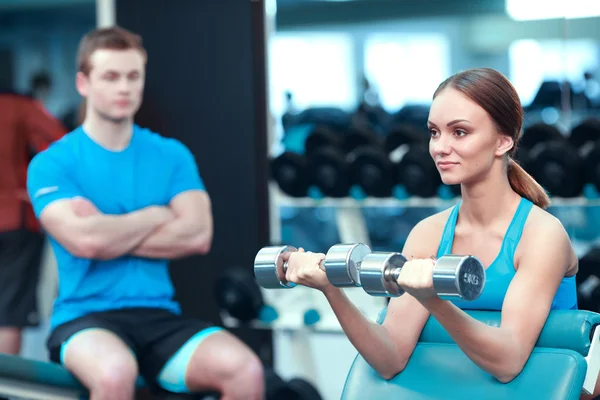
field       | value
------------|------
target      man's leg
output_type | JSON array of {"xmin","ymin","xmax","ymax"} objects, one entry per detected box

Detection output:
[
  {"xmin": 47, "ymin": 310, "xmax": 146, "ymax": 400},
  {"xmin": 0, "ymin": 327, "xmax": 21, "ymax": 354},
  {"xmin": 136, "ymin": 310, "xmax": 264, "ymax": 400},
  {"xmin": 181, "ymin": 330, "xmax": 265, "ymax": 400},
  {"xmin": 59, "ymin": 329, "xmax": 139, "ymax": 400},
  {"xmin": 0, "ymin": 229, "xmax": 44, "ymax": 355}
]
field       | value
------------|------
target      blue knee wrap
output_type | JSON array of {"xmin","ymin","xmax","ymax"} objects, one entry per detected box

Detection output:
[{"xmin": 157, "ymin": 326, "xmax": 223, "ymax": 393}]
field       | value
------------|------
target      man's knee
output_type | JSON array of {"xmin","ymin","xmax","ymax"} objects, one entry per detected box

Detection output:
[
  {"xmin": 184, "ymin": 332, "xmax": 264, "ymax": 395},
  {"xmin": 91, "ymin": 358, "xmax": 138, "ymax": 399}
]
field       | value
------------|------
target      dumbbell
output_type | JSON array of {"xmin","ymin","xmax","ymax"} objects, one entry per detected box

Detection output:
[
  {"xmin": 254, "ymin": 243, "xmax": 371, "ymax": 289},
  {"xmin": 359, "ymin": 252, "xmax": 486, "ymax": 301},
  {"xmin": 270, "ymin": 152, "xmax": 310, "ymax": 197}
]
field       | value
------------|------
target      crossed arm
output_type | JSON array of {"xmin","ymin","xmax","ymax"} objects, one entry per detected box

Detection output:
[{"xmin": 39, "ymin": 190, "xmax": 213, "ymax": 260}]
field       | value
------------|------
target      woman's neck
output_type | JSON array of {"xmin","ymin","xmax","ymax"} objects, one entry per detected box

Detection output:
[{"xmin": 459, "ymin": 165, "xmax": 521, "ymax": 228}]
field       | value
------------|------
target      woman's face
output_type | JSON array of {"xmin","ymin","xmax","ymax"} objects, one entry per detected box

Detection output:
[{"xmin": 427, "ymin": 88, "xmax": 513, "ymax": 186}]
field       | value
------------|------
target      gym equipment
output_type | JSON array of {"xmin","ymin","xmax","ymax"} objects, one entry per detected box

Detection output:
[
  {"xmin": 359, "ymin": 252, "xmax": 485, "ymax": 300},
  {"xmin": 254, "ymin": 243, "xmax": 371, "ymax": 289},
  {"xmin": 347, "ymin": 146, "xmax": 395, "ymax": 197},
  {"xmin": 394, "ymin": 143, "xmax": 441, "ymax": 198},
  {"xmin": 526, "ymin": 80, "xmax": 564, "ymax": 111},
  {"xmin": 384, "ymin": 124, "xmax": 441, "ymax": 198},
  {"xmin": 271, "ymin": 152, "xmax": 310, "ymax": 197},
  {"xmin": 569, "ymin": 118, "xmax": 600, "ymax": 150},
  {"xmin": 576, "ymin": 246, "xmax": 600, "ymax": 312},
  {"xmin": 214, "ymin": 267, "xmax": 264, "ymax": 323},
  {"xmin": 0, "ymin": 354, "xmax": 178, "ymax": 399},
  {"xmin": 343, "ymin": 126, "xmax": 383, "ymax": 154},
  {"xmin": 519, "ymin": 123, "xmax": 565, "ymax": 151},
  {"xmin": 304, "ymin": 126, "xmax": 344, "ymax": 156},
  {"xmin": 527, "ymin": 140, "xmax": 584, "ymax": 197},
  {"xmin": 389, "ymin": 104, "xmax": 430, "ymax": 132},
  {"xmin": 387, "ymin": 125, "xmax": 438, "ymax": 196},
  {"xmin": 291, "ymin": 107, "xmax": 351, "ymax": 133},
  {"xmin": 569, "ymin": 119, "xmax": 600, "ymax": 192},
  {"xmin": 384, "ymin": 124, "xmax": 428, "ymax": 153},
  {"xmin": 341, "ymin": 308, "xmax": 600, "ymax": 400},
  {"xmin": 306, "ymin": 146, "xmax": 353, "ymax": 198},
  {"xmin": 582, "ymin": 141, "xmax": 600, "ymax": 192},
  {"xmin": 274, "ymin": 378, "xmax": 323, "ymax": 400}
]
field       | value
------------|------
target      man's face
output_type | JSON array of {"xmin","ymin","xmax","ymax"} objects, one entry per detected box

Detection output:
[{"xmin": 77, "ymin": 48, "xmax": 145, "ymax": 122}]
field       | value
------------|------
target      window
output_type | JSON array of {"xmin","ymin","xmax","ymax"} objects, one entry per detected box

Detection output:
[
  {"xmin": 509, "ymin": 39, "xmax": 600, "ymax": 105},
  {"xmin": 363, "ymin": 34, "xmax": 451, "ymax": 111},
  {"xmin": 268, "ymin": 32, "xmax": 356, "ymax": 118}
]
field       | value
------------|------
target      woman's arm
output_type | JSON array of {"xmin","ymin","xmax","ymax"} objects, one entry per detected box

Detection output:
[
  {"xmin": 285, "ymin": 214, "xmax": 447, "ymax": 379},
  {"xmin": 399, "ymin": 215, "xmax": 573, "ymax": 382}
]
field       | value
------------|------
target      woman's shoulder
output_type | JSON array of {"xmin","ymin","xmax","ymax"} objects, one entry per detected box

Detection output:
[{"xmin": 519, "ymin": 203, "xmax": 577, "ymax": 273}]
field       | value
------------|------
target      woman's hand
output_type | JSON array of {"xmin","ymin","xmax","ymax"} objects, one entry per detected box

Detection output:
[
  {"xmin": 281, "ymin": 248, "xmax": 331, "ymax": 291},
  {"xmin": 397, "ymin": 258, "xmax": 439, "ymax": 303}
]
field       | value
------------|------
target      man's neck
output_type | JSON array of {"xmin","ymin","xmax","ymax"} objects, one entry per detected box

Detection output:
[{"xmin": 82, "ymin": 111, "xmax": 133, "ymax": 151}]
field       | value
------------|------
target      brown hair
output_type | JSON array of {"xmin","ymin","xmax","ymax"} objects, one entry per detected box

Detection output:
[
  {"xmin": 76, "ymin": 26, "xmax": 147, "ymax": 75},
  {"xmin": 433, "ymin": 68, "xmax": 550, "ymax": 209}
]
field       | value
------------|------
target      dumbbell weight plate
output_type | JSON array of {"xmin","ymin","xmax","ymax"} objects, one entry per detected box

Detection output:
[
  {"xmin": 325, "ymin": 243, "xmax": 372, "ymax": 287},
  {"xmin": 359, "ymin": 252, "xmax": 408, "ymax": 297},
  {"xmin": 433, "ymin": 255, "xmax": 485, "ymax": 301},
  {"xmin": 520, "ymin": 123, "xmax": 565, "ymax": 151},
  {"xmin": 582, "ymin": 141, "xmax": 600, "ymax": 192},
  {"xmin": 348, "ymin": 146, "xmax": 395, "ymax": 197},
  {"xmin": 569, "ymin": 118, "xmax": 600, "ymax": 151},
  {"xmin": 304, "ymin": 126, "xmax": 344, "ymax": 156},
  {"xmin": 271, "ymin": 152, "xmax": 309, "ymax": 197},
  {"xmin": 254, "ymin": 245, "xmax": 297, "ymax": 289},
  {"xmin": 214, "ymin": 267, "xmax": 265, "ymax": 323},
  {"xmin": 395, "ymin": 144, "xmax": 441, "ymax": 198},
  {"xmin": 306, "ymin": 147, "xmax": 352, "ymax": 198}
]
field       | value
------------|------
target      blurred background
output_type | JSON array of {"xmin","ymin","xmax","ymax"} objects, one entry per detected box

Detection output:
[{"xmin": 1, "ymin": 0, "xmax": 600, "ymax": 399}]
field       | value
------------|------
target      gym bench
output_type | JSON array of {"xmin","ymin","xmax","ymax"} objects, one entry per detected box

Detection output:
[{"xmin": 342, "ymin": 309, "xmax": 600, "ymax": 400}]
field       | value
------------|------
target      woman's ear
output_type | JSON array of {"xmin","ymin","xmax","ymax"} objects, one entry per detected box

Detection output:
[{"xmin": 495, "ymin": 135, "xmax": 514, "ymax": 157}]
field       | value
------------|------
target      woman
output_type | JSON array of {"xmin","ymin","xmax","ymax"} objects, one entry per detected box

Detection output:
[{"xmin": 283, "ymin": 68, "xmax": 586, "ymax": 393}]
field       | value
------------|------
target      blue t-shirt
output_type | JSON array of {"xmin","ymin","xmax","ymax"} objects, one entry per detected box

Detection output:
[{"xmin": 27, "ymin": 125, "xmax": 206, "ymax": 330}]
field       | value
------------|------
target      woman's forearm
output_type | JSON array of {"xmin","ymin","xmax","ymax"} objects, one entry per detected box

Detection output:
[
  {"xmin": 423, "ymin": 297, "xmax": 522, "ymax": 382},
  {"xmin": 323, "ymin": 287, "xmax": 407, "ymax": 379}
]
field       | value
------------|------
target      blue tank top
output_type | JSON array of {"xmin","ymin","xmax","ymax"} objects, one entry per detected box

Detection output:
[{"xmin": 436, "ymin": 197, "xmax": 578, "ymax": 311}]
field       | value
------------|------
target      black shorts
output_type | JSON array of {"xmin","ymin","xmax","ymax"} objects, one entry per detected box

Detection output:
[
  {"xmin": 47, "ymin": 307, "xmax": 215, "ymax": 391},
  {"xmin": 0, "ymin": 229, "xmax": 44, "ymax": 328}
]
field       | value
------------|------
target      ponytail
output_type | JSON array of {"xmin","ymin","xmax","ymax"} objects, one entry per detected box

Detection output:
[{"xmin": 508, "ymin": 158, "xmax": 550, "ymax": 209}]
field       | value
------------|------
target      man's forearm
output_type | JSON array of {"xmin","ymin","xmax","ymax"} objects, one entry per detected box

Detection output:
[
  {"xmin": 80, "ymin": 207, "xmax": 168, "ymax": 260},
  {"xmin": 132, "ymin": 217, "xmax": 211, "ymax": 259}
]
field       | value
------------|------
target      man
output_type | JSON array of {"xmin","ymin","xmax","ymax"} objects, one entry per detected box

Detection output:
[
  {"xmin": 26, "ymin": 26, "xmax": 264, "ymax": 400},
  {"xmin": 0, "ymin": 88, "xmax": 66, "ymax": 356}
]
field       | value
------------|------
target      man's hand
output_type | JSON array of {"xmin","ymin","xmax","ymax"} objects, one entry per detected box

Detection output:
[{"xmin": 131, "ymin": 190, "xmax": 212, "ymax": 259}]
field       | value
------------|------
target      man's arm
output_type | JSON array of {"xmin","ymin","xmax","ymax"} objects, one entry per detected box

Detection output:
[
  {"xmin": 132, "ymin": 190, "xmax": 213, "ymax": 259},
  {"xmin": 40, "ymin": 198, "xmax": 173, "ymax": 260},
  {"xmin": 27, "ymin": 150, "xmax": 172, "ymax": 260}
]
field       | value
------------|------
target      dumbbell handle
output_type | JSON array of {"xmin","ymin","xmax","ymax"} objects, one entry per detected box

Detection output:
[
  {"xmin": 282, "ymin": 259, "xmax": 326, "ymax": 275},
  {"xmin": 382, "ymin": 257, "xmax": 437, "ymax": 283},
  {"xmin": 365, "ymin": 254, "xmax": 485, "ymax": 300}
]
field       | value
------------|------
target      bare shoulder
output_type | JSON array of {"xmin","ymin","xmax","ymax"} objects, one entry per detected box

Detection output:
[
  {"xmin": 517, "ymin": 205, "xmax": 577, "ymax": 274},
  {"xmin": 402, "ymin": 206, "xmax": 454, "ymax": 260}
]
